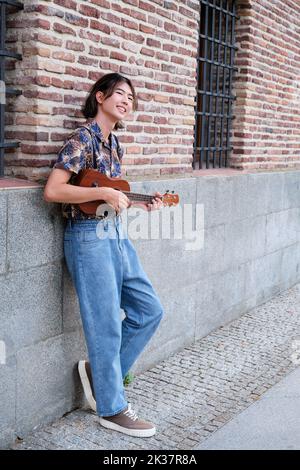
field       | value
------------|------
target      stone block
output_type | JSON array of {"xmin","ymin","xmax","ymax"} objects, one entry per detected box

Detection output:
[
  {"xmin": 224, "ymin": 215, "xmax": 266, "ymax": 269},
  {"xmin": 0, "ymin": 264, "xmax": 62, "ymax": 354},
  {"xmin": 0, "ymin": 356, "xmax": 17, "ymax": 449},
  {"xmin": 0, "ymin": 192, "xmax": 7, "ymax": 275},
  {"xmin": 16, "ymin": 332, "xmax": 86, "ymax": 436},
  {"xmin": 282, "ymin": 171, "xmax": 300, "ymax": 210},
  {"xmin": 244, "ymin": 251, "xmax": 283, "ymax": 305},
  {"xmin": 266, "ymin": 208, "xmax": 300, "ymax": 254},
  {"xmin": 7, "ymin": 189, "xmax": 64, "ymax": 272},
  {"xmin": 195, "ymin": 265, "xmax": 246, "ymax": 340}
]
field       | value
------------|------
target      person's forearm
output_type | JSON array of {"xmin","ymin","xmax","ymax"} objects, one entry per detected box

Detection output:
[{"xmin": 44, "ymin": 183, "xmax": 109, "ymax": 204}]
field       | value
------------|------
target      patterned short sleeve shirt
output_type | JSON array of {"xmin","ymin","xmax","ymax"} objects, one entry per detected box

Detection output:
[{"xmin": 53, "ymin": 120, "xmax": 124, "ymax": 219}]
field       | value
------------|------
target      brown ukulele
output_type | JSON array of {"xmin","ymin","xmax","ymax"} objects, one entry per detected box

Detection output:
[{"xmin": 74, "ymin": 169, "xmax": 179, "ymax": 218}]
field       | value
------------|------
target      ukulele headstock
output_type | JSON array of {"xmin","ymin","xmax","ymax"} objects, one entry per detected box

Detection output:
[{"xmin": 162, "ymin": 191, "xmax": 179, "ymax": 207}]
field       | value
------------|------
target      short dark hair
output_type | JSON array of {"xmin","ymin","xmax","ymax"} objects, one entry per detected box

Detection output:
[{"xmin": 82, "ymin": 72, "xmax": 138, "ymax": 130}]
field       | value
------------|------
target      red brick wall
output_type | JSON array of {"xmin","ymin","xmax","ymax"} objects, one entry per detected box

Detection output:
[
  {"xmin": 232, "ymin": 0, "xmax": 300, "ymax": 170},
  {"xmin": 5, "ymin": 0, "xmax": 199, "ymax": 182},
  {"xmin": 4, "ymin": 0, "xmax": 300, "ymax": 181}
]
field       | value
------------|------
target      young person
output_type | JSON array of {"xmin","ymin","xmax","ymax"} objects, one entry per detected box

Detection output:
[{"xmin": 44, "ymin": 73, "xmax": 164, "ymax": 438}]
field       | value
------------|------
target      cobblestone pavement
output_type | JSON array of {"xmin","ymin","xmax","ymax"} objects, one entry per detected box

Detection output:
[{"xmin": 12, "ymin": 284, "xmax": 300, "ymax": 450}]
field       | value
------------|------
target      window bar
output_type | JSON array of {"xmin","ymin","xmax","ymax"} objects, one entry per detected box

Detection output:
[
  {"xmin": 206, "ymin": 0, "xmax": 216, "ymax": 169},
  {"xmin": 213, "ymin": 0, "xmax": 222, "ymax": 168},
  {"xmin": 199, "ymin": 1, "xmax": 209, "ymax": 169},
  {"xmin": 225, "ymin": 0, "xmax": 236, "ymax": 167},
  {"xmin": 0, "ymin": 0, "xmax": 23, "ymax": 178},
  {"xmin": 192, "ymin": 10, "xmax": 201, "ymax": 171},
  {"xmin": 219, "ymin": 1, "xmax": 227, "ymax": 167}
]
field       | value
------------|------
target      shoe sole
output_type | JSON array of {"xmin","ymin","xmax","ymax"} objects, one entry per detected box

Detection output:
[
  {"xmin": 99, "ymin": 417, "xmax": 156, "ymax": 438},
  {"xmin": 78, "ymin": 360, "xmax": 97, "ymax": 412}
]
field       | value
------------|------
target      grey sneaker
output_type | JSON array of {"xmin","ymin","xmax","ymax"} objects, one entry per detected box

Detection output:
[
  {"xmin": 78, "ymin": 360, "xmax": 96, "ymax": 412},
  {"xmin": 99, "ymin": 404, "xmax": 156, "ymax": 438}
]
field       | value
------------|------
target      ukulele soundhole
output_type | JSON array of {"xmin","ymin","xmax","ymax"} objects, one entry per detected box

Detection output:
[{"xmin": 96, "ymin": 203, "xmax": 115, "ymax": 219}]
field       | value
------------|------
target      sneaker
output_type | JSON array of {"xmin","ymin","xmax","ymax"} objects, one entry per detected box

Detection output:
[
  {"xmin": 99, "ymin": 404, "xmax": 156, "ymax": 438},
  {"xmin": 78, "ymin": 360, "xmax": 97, "ymax": 412}
]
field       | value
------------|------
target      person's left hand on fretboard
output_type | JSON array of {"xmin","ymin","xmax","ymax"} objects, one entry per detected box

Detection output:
[{"xmin": 131, "ymin": 192, "xmax": 164, "ymax": 211}]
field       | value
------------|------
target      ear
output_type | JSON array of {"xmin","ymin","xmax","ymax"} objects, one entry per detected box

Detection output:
[{"xmin": 96, "ymin": 91, "xmax": 104, "ymax": 104}]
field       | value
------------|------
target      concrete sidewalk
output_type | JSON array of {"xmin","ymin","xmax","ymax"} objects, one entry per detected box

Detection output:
[
  {"xmin": 11, "ymin": 283, "xmax": 300, "ymax": 450},
  {"xmin": 196, "ymin": 366, "xmax": 300, "ymax": 450}
]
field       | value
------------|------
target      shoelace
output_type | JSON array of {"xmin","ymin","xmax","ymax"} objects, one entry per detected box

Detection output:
[{"xmin": 124, "ymin": 404, "xmax": 139, "ymax": 421}]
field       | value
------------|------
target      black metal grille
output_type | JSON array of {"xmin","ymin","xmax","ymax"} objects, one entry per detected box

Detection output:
[
  {"xmin": 0, "ymin": 0, "xmax": 23, "ymax": 178},
  {"xmin": 193, "ymin": 0, "xmax": 239, "ymax": 169}
]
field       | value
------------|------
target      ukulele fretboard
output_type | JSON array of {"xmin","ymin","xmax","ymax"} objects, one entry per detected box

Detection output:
[{"xmin": 123, "ymin": 192, "xmax": 161, "ymax": 203}]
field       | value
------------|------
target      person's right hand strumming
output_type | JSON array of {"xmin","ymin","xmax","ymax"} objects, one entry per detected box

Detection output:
[{"xmin": 101, "ymin": 187, "xmax": 131, "ymax": 213}]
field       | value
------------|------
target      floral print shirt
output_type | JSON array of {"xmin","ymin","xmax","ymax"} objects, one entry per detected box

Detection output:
[{"xmin": 53, "ymin": 120, "xmax": 124, "ymax": 219}]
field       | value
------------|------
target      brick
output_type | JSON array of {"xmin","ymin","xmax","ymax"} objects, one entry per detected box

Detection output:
[
  {"xmin": 78, "ymin": 56, "xmax": 99, "ymax": 66},
  {"xmin": 90, "ymin": 19, "xmax": 111, "ymax": 34},
  {"xmin": 146, "ymin": 38, "xmax": 161, "ymax": 48},
  {"xmin": 101, "ymin": 37, "xmax": 120, "ymax": 48},
  {"xmin": 20, "ymin": 144, "xmax": 60, "ymax": 155},
  {"xmin": 53, "ymin": 22, "xmax": 76, "ymax": 36},
  {"xmin": 89, "ymin": 46, "xmax": 109, "ymax": 57},
  {"xmin": 144, "ymin": 60, "xmax": 160, "ymax": 69},
  {"xmin": 121, "ymin": 19, "xmax": 139, "ymax": 30},
  {"xmin": 35, "ymin": 76, "xmax": 51, "ymax": 87},
  {"xmin": 23, "ymin": 47, "xmax": 50, "ymax": 58},
  {"xmin": 65, "ymin": 13, "xmax": 89, "ymax": 27},
  {"xmin": 64, "ymin": 95, "xmax": 85, "ymax": 105},
  {"xmin": 24, "ymin": 4, "xmax": 64, "ymax": 18},
  {"xmin": 35, "ymin": 33, "xmax": 62, "ymax": 47},
  {"xmin": 127, "ymin": 32, "xmax": 145, "ymax": 43},
  {"xmin": 52, "ymin": 107, "xmax": 77, "ymax": 117},
  {"xmin": 139, "ymin": 1, "xmax": 156, "ymax": 13},
  {"xmin": 52, "ymin": 51, "xmax": 76, "ymax": 63},
  {"xmin": 90, "ymin": 0, "xmax": 110, "ymax": 7},
  {"xmin": 125, "ymin": 146, "xmax": 142, "ymax": 154},
  {"xmin": 51, "ymin": 132, "xmax": 71, "ymax": 141},
  {"xmin": 78, "ymin": 4, "xmax": 100, "ymax": 18},
  {"xmin": 54, "ymin": 0, "xmax": 77, "ymax": 9},
  {"xmin": 5, "ymin": 131, "xmax": 49, "ymax": 142},
  {"xmin": 110, "ymin": 51, "xmax": 127, "ymax": 62},
  {"xmin": 65, "ymin": 66, "xmax": 87, "ymax": 78},
  {"xmin": 5, "ymin": 158, "xmax": 53, "ymax": 167},
  {"xmin": 66, "ymin": 40, "xmax": 85, "ymax": 52},
  {"xmin": 79, "ymin": 29, "xmax": 101, "ymax": 42},
  {"xmin": 7, "ymin": 18, "xmax": 51, "ymax": 30},
  {"xmin": 140, "ymin": 47, "xmax": 155, "ymax": 57},
  {"xmin": 139, "ymin": 24, "xmax": 156, "ymax": 34},
  {"xmin": 51, "ymin": 78, "xmax": 74, "ymax": 89},
  {"xmin": 132, "ymin": 156, "xmax": 152, "ymax": 165}
]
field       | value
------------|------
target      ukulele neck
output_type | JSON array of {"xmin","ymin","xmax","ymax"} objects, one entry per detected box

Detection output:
[{"xmin": 123, "ymin": 191, "xmax": 160, "ymax": 203}]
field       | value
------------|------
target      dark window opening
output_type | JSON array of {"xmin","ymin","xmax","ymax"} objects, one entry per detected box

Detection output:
[
  {"xmin": 193, "ymin": 0, "xmax": 239, "ymax": 169},
  {"xmin": 0, "ymin": 0, "xmax": 23, "ymax": 178}
]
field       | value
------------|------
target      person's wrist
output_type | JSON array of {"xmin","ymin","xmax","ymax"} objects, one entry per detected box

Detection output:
[{"xmin": 98, "ymin": 186, "xmax": 111, "ymax": 202}]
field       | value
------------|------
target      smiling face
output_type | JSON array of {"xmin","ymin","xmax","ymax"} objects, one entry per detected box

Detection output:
[{"xmin": 96, "ymin": 81, "xmax": 134, "ymax": 123}]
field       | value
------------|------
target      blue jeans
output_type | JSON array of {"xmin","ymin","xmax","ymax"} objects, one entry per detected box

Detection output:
[{"xmin": 63, "ymin": 217, "xmax": 163, "ymax": 417}]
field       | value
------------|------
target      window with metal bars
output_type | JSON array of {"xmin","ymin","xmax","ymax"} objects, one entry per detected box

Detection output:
[
  {"xmin": 0, "ymin": 0, "xmax": 23, "ymax": 178},
  {"xmin": 193, "ymin": 0, "xmax": 239, "ymax": 169}
]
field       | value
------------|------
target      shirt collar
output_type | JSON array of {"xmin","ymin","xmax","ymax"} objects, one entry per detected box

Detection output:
[{"xmin": 88, "ymin": 120, "xmax": 114, "ymax": 146}]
